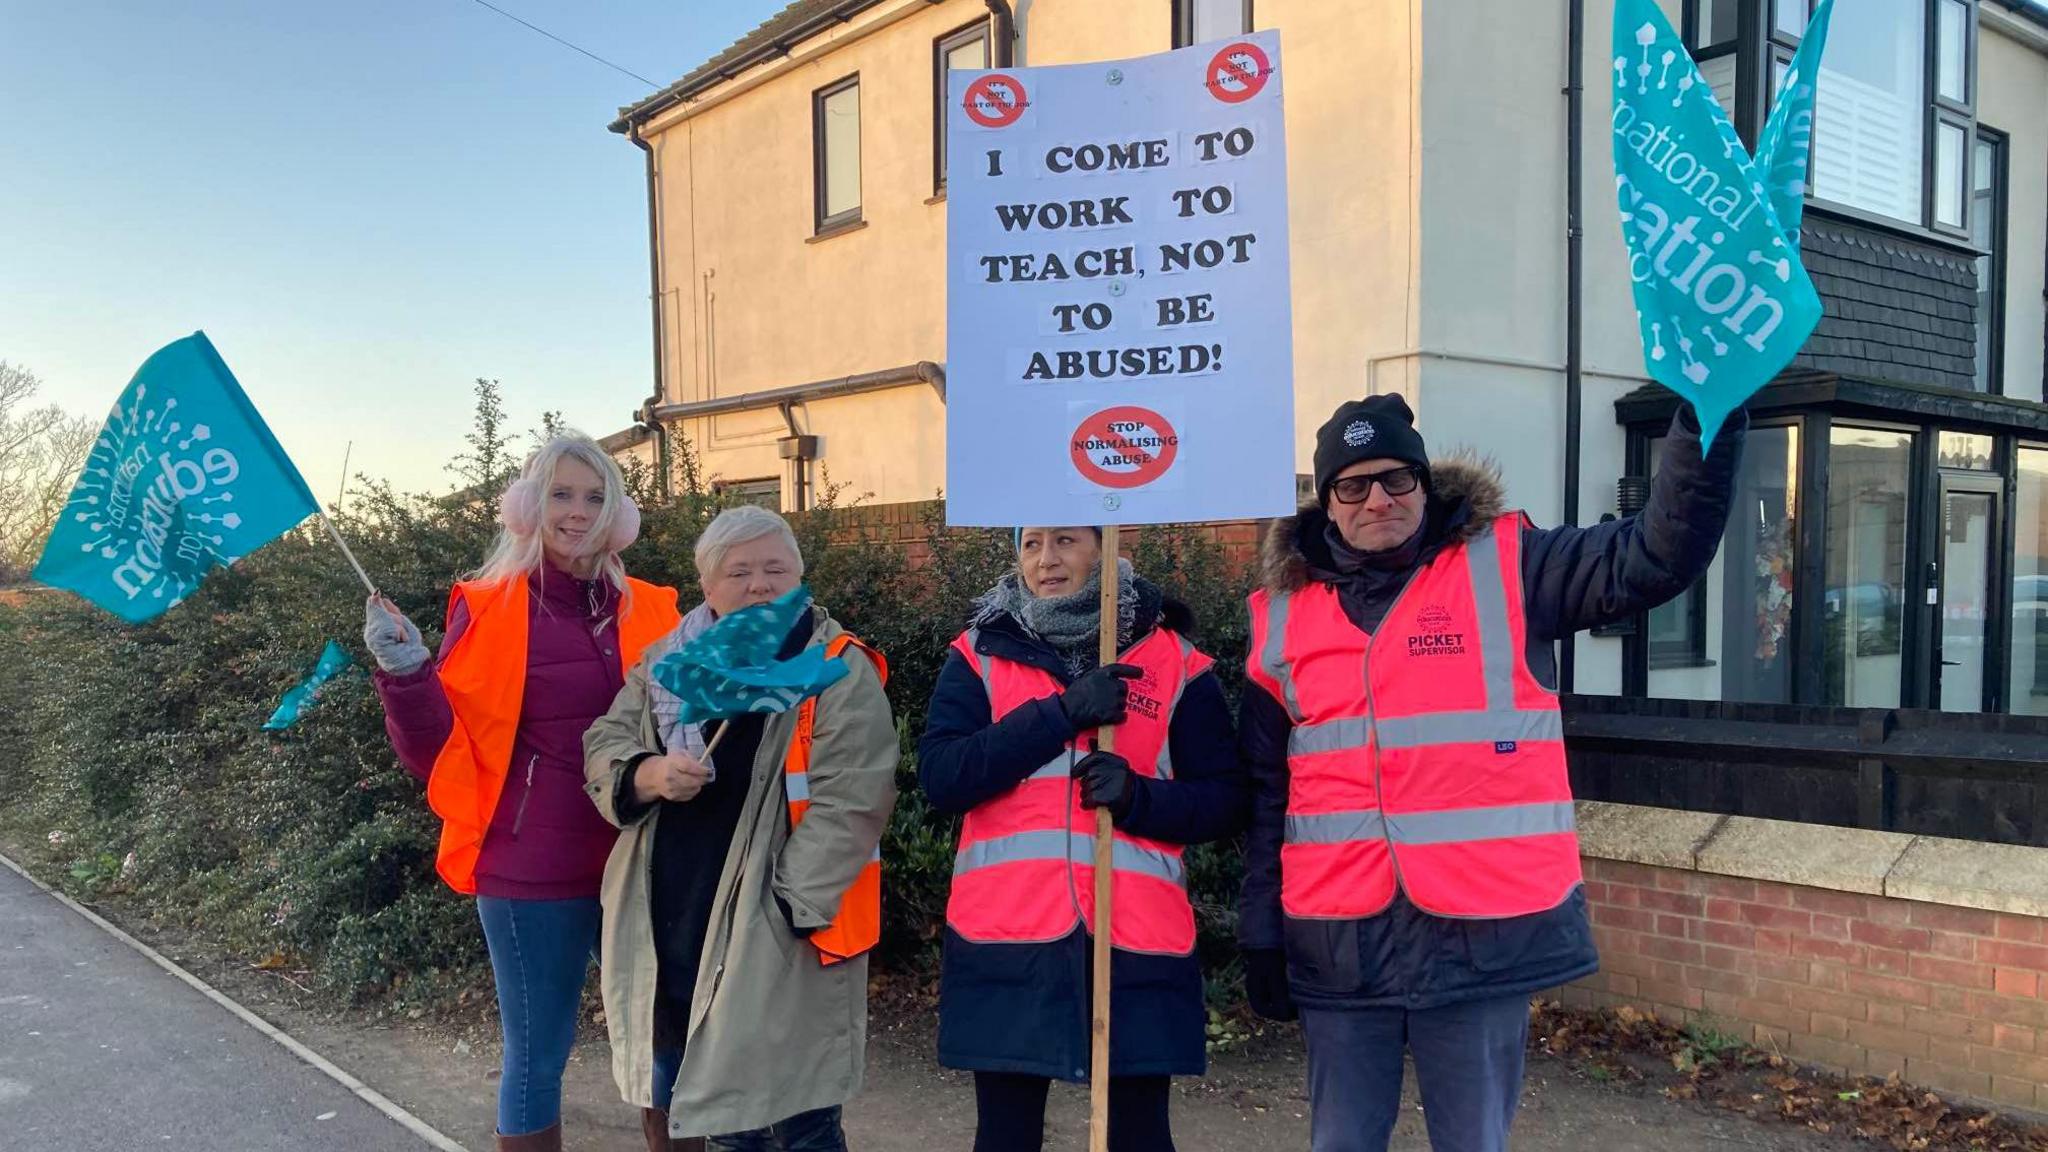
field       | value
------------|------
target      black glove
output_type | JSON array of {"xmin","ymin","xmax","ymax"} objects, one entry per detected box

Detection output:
[
  {"xmin": 1244, "ymin": 948, "xmax": 1298, "ymax": 1022},
  {"xmin": 1071, "ymin": 749, "xmax": 1139, "ymax": 819},
  {"xmin": 1058, "ymin": 663, "xmax": 1142, "ymax": 729}
]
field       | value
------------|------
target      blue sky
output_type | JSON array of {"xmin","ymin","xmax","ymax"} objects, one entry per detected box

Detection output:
[{"xmin": 0, "ymin": 0, "xmax": 781, "ymax": 496}]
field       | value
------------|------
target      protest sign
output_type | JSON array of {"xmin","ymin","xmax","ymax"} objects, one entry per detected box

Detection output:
[
  {"xmin": 1611, "ymin": 0, "xmax": 1825, "ymax": 445},
  {"xmin": 34, "ymin": 333, "xmax": 321, "ymax": 622},
  {"xmin": 944, "ymin": 32, "xmax": 1295, "ymax": 527}
]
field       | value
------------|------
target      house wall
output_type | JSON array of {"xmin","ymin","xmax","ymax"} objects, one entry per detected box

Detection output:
[
  {"xmin": 635, "ymin": 0, "xmax": 1422, "ymax": 506},
  {"xmin": 1979, "ymin": 22, "xmax": 2048, "ymax": 405},
  {"xmin": 1409, "ymin": 0, "xmax": 1683, "ymax": 695},
  {"xmin": 625, "ymin": 4, "xmax": 2048, "ymax": 711}
]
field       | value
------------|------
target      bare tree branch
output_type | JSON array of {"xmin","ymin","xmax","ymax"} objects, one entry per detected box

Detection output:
[{"xmin": 0, "ymin": 362, "xmax": 101, "ymax": 579}]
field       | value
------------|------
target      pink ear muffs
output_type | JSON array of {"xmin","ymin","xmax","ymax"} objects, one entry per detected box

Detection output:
[
  {"xmin": 608, "ymin": 498, "xmax": 641, "ymax": 552},
  {"xmin": 498, "ymin": 477, "xmax": 542, "ymax": 535},
  {"xmin": 498, "ymin": 478, "xmax": 641, "ymax": 553}
]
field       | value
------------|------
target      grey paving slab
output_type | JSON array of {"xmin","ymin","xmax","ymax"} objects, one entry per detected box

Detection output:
[{"xmin": 0, "ymin": 861, "xmax": 451, "ymax": 1152}]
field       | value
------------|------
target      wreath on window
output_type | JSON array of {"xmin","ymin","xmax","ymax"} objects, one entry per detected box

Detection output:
[{"xmin": 1755, "ymin": 509, "xmax": 1795, "ymax": 663}]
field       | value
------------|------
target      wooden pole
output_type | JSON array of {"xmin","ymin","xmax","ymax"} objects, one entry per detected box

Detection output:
[
  {"xmin": 319, "ymin": 512, "xmax": 377, "ymax": 598},
  {"xmin": 1089, "ymin": 526, "xmax": 1121, "ymax": 1152}
]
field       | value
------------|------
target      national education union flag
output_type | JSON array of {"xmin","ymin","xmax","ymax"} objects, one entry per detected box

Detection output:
[
  {"xmin": 1750, "ymin": 0, "xmax": 1836, "ymax": 246},
  {"xmin": 1610, "ymin": 0, "xmax": 1828, "ymax": 446},
  {"xmin": 650, "ymin": 585, "xmax": 850, "ymax": 724},
  {"xmin": 262, "ymin": 640, "xmax": 356, "ymax": 731},
  {"xmin": 33, "ymin": 333, "xmax": 320, "ymax": 622}
]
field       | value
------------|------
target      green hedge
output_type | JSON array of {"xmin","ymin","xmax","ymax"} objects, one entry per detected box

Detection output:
[{"xmin": 0, "ymin": 386, "xmax": 1256, "ymax": 1006}]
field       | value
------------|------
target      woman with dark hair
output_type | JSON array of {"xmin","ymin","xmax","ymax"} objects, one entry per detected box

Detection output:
[{"xmin": 918, "ymin": 526, "xmax": 1248, "ymax": 1151}]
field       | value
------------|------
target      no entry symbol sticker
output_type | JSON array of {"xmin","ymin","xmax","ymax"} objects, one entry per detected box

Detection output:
[
  {"xmin": 962, "ymin": 73, "xmax": 1029, "ymax": 128},
  {"xmin": 1070, "ymin": 406, "xmax": 1181, "ymax": 490},
  {"xmin": 1205, "ymin": 42, "xmax": 1272, "ymax": 104}
]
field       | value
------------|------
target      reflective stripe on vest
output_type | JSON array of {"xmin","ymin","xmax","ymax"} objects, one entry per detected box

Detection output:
[
  {"xmin": 783, "ymin": 632, "xmax": 888, "ymax": 965},
  {"xmin": 944, "ymin": 626, "xmax": 1212, "ymax": 954},
  {"xmin": 426, "ymin": 575, "xmax": 681, "ymax": 895},
  {"xmin": 1247, "ymin": 513, "xmax": 1581, "ymax": 921},
  {"xmin": 959, "ymin": 628, "xmax": 1198, "ymax": 784},
  {"xmin": 954, "ymin": 829, "xmax": 1186, "ymax": 887}
]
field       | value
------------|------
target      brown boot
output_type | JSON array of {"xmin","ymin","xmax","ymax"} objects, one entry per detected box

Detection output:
[
  {"xmin": 494, "ymin": 1122, "xmax": 561, "ymax": 1152},
  {"xmin": 641, "ymin": 1108, "xmax": 707, "ymax": 1152}
]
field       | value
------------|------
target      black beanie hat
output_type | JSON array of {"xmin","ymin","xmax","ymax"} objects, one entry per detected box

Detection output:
[{"xmin": 1313, "ymin": 394, "xmax": 1430, "ymax": 503}]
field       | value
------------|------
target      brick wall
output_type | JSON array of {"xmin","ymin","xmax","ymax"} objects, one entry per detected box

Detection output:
[{"xmin": 1562, "ymin": 855, "xmax": 2048, "ymax": 1112}]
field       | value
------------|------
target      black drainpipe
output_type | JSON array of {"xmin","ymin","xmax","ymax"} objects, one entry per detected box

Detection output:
[
  {"xmin": 984, "ymin": 0, "xmax": 1015, "ymax": 65},
  {"xmin": 629, "ymin": 123, "xmax": 672, "ymax": 503},
  {"xmin": 1560, "ymin": 0, "xmax": 1585, "ymax": 692}
]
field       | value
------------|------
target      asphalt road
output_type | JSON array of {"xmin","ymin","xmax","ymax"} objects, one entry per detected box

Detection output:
[{"xmin": 0, "ymin": 860, "xmax": 447, "ymax": 1152}]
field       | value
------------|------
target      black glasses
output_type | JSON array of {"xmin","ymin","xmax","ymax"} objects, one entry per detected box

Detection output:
[{"xmin": 1329, "ymin": 466, "xmax": 1423, "ymax": 505}]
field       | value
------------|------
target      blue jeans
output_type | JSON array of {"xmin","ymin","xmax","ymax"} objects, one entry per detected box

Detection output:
[
  {"xmin": 1298, "ymin": 993, "xmax": 1530, "ymax": 1152},
  {"xmin": 653, "ymin": 1048, "xmax": 847, "ymax": 1150},
  {"xmin": 476, "ymin": 895, "xmax": 600, "ymax": 1136}
]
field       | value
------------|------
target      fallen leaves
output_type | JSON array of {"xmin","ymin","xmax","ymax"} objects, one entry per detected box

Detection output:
[{"xmin": 1527, "ymin": 1001, "xmax": 2048, "ymax": 1152}]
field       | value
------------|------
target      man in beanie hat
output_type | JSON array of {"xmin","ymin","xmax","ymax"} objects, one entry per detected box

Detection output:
[{"xmin": 1237, "ymin": 395, "xmax": 1745, "ymax": 1152}]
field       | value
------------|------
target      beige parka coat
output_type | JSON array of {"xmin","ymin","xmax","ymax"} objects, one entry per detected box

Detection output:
[{"xmin": 582, "ymin": 607, "xmax": 897, "ymax": 1138}]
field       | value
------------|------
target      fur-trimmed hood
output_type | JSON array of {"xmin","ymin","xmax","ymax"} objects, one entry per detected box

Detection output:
[{"xmin": 1257, "ymin": 454, "xmax": 1508, "ymax": 594}]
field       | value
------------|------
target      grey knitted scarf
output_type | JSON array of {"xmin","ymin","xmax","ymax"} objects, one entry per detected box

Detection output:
[{"xmin": 972, "ymin": 558, "xmax": 1147, "ymax": 677}]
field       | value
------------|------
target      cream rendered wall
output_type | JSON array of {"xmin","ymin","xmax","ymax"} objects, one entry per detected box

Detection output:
[
  {"xmin": 1979, "ymin": 24, "xmax": 2048, "ymax": 406},
  {"xmin": 1011, "ymin": 0, "xmax": 1159, "ymax": 64},
  {"xmin": 641, "ymin": 0, "xmax": 981, "ymax": 504},
  {"xmin": 1413, "ymin": 0, "xmax": 1677, "ymax": 695},
  {"xmin": 1258, "ymin": 0, "xmax": 1425, "ymax": 478},
  {"xmin": 635, "ymin": 0, "xmax": 1419, "ymax": 506}
]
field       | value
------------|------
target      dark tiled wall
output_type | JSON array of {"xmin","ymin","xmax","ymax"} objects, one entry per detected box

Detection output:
[{"xmin": 1795, "ymin": 219, "xmax": 1979, "ymax": 390}]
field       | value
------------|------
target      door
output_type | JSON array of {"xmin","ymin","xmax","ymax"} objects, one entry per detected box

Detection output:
[{"xmin": 1935, "ymin": 474, "xmax": 2002, "ymax": 712}]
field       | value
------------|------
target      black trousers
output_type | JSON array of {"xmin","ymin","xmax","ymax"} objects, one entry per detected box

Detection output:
[{"xmin": 971, "ymin": 1072, "xmax": 1175, "ymax": 1152}]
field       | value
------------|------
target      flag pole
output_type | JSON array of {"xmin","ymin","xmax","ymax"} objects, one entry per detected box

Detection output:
[
  {"xmin": 318, "ymin": 512, "xmax": 377, "ymax": 597},
  {"xmin": 320, "ymin": 445, "xmax": 377, "ymax": 597},
  {"xmin": 1089, "ymin": 525, "xmax": 1121, "ymax": 1152},
  {"xmin": 701, "ymin": 720, "xmax": 732, "ymax": 759},
  {"xmin": 335, "ymin": 441, "xmax": 353, "ymax": 509}
]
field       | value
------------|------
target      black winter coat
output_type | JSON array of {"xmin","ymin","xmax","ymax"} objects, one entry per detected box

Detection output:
[
  {"xmin": 918, "ymin": 598, "xmax": 1248, "ymax": 1080},
  {"xmin": 1239, "ymin": 406, "xmax": 1745, "ymax": 1011}
]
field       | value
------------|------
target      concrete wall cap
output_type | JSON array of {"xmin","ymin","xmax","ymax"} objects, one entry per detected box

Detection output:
[
  {"xmin": 1573, "ymin": 800, "xmax": 1724, "ymax": 869},
  {"xmin": 1885, "ymin": 836, "xmax": 2048, "ymax": 918},
  {"xmin": 1573, "ymin": 802, "xmax": 2048, "ymax": 916},
  {"xmin": 1693, "ymin": 816, "xmax": 1916, "ymax": 895}
]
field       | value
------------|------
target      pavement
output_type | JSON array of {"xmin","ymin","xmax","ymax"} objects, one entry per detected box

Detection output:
[
  {"xmin": 0, "ymin": 858, "xmax": 445, "ymax": 1152},
  {"xmin": 0, "ymin": 847, "xmax": 1889, "ymax": 1152}
]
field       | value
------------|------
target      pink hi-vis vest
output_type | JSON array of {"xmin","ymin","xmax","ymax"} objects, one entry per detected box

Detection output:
[
  {"xmin": 1244, "ymin": 513, "xmax": 1582, "ymax": 921},
  {"xmin": 945, "ymin": 627, "xmax": 1213, "ymax": 955}
]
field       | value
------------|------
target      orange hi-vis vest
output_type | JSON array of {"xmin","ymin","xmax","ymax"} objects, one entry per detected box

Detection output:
[
  {"xmin": 785, "ymin": 632, "xmax": 887, "ymax": 966},
  {"xmin": 426, "ymin": 574, "xmax": 681, "ymax": 895},
  {"xmin": 945, "ymin": 627, "xmax": 1212, "ymax": 956},
  {"xmin": 1244, "ymin": 513, "xmax": 1581, "ymax": 922}
]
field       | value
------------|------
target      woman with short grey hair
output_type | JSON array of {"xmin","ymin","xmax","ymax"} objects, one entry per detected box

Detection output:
[
  {"xmin": 692, "ymin": 504, "xmax": 804, "ymax": 588},
  {"xmin": 585, "ymin": 504, "xmax": 896, "ymax": 1152}
]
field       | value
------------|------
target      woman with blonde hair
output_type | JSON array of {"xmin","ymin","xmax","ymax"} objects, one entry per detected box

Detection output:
[{"xmin": 364, "ymin": 432, "xmax": 681, "ymax": 1151}]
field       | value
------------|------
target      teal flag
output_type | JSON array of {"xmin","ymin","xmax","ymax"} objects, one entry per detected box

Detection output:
[
  {"xmin": 1611, "ymin": 0, "xmax": 1826, "ymax": 445},
  {"xmin": 263, "ymin": 640, "xmax": 356, "ymax": 731},
  {"xmin": 33, "ymin": 333, "xmax": 319, "ymax": 622},
  {"xmin": 651, "ymin": 586, "xmax": 849, "ymax": 722},
  {"xmin": 1751, "ymin": 0, "xmax": 1835, "ymax": 245}
]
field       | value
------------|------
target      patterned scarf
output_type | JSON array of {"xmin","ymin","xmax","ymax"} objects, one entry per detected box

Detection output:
[{"xmin": 647, "ymin": 600, "xmax": 717, "ymax": 765}]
